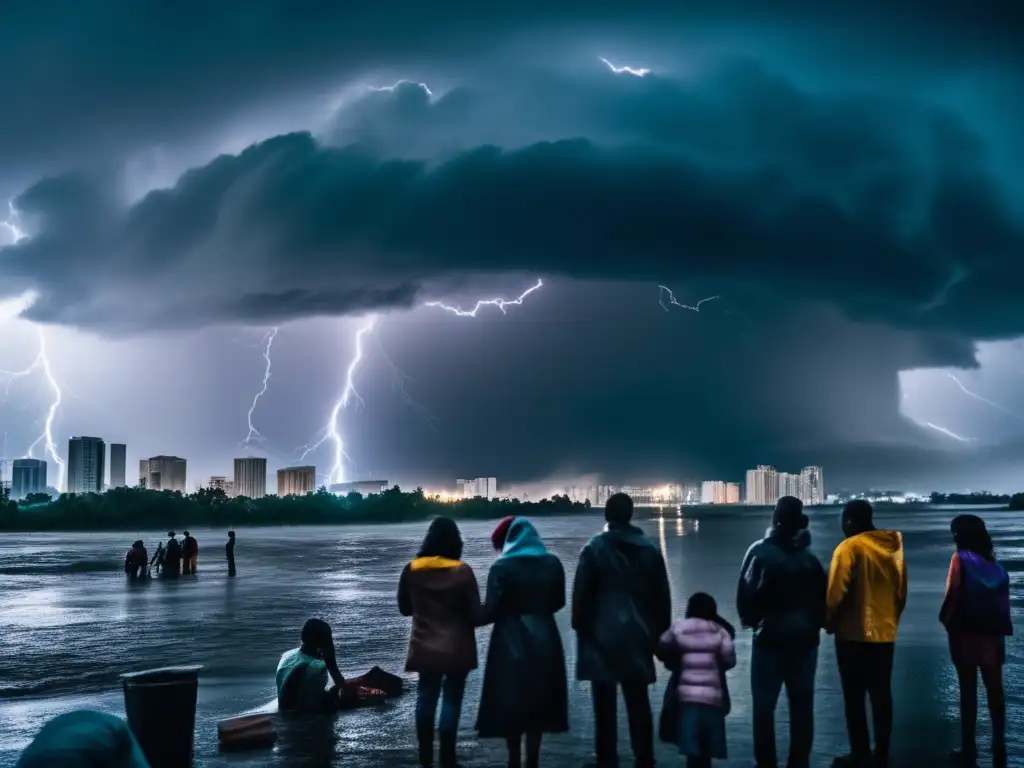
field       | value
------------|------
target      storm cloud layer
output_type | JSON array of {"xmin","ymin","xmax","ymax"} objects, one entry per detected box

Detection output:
[{"xmin": 1, "ymin": 1, "xmax": 1023, "ymax": 489}]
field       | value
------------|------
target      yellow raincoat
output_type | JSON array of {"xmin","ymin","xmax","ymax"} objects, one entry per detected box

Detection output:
[{"xmin": 826, "ymin": 530, "xmax": 907, "ymax": 642}]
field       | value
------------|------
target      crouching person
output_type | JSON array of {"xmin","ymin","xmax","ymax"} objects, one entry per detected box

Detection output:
[{"xmin": 276, "ymin": 618, "xmax": 359, "ymax": 713}]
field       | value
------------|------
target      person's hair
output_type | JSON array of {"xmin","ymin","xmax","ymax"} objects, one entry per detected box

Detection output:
[
  {"xmin": 301, "ymin": 618, "xmax": 333, "ymax": 650},
  {"xmin": 843, "ymin": 499, "xmax": 874, "ymax": 531},
  {"xmin": 228, "ymin": 530, "xmax": 235, "ymax": 537},
  {"xmin": 773, "ymin": 495, "xmax": 807, "ymax": 532},
  {"xmin": 418, "ymin": 516, "xmax": 463, "ymax": 561},
  {"xmin": 951, "ymin": 514, "xmax": 994, "ymax": 561},
  {"xmin": 183, "ymin": 530, "xmax": 190, "ymax": 537},
  {"xmin": 685, "ymin": 592, "xmax": 718, "ymax": 621},
  {"xmin": 605, "ymin": 492, "xmax": 634, "ymax": 524},
  {"xmin": 133, "ymin": 540, "xmax": 144, "ymax": 548},
  {"xmin": 167, "ymin": 531, "xmax": 175, "ymax": 537}
]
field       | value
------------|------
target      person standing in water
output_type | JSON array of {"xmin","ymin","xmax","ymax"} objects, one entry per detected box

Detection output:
[
  {"xmin": 226, "ymin": 531, "xmax": 236, "ymax": 577},
  {"xmin": 941, "ymin": 514, "xmax": 1011, "ymax": 768},
  {"xmin": 181, "ymin": 531, "xmax": 198, "ymax": 575},
  {"xmin": 826, "ymin": 500, "xmax": 907, "ymax": 768},
  {"xmin": 476, "ymin": 517, "xmax": 568, "ymax": 768},
  {"xmin": 162, "ymin": 532, "xmax": 182, "ymax": 578},
  {"xmin": 398, "ymin": 517, "xmax": 481, "ymax": 768}
]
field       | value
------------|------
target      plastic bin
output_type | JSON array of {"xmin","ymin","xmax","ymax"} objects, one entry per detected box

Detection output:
[{"xmin": 121, "ymin": 665, "xmax": 203, "ymax": 768}]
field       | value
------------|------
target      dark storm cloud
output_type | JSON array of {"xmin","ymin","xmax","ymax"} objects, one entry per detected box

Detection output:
[{"xmin": 3, "ymin": 62, "xmax": 1022, "ymax": 345}]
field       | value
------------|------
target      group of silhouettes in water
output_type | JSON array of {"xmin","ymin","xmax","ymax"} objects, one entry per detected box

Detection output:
[
  {"xmin": 123, "ymin": 530, "xmax": 236, "ymax": 578},
  {"xmin": 381, "ymin": 493, "xmax": 1010, "ymax": 768},
  {"xmin": 15, "ymin": 492, "xmax": 1014, "ymax": 768}
]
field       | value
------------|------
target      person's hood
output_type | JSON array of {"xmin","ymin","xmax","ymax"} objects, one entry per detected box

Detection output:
[
  {"xmin": 408, "ymin": 556, "xmax": 472, "ymax": 592},
  {"xmin": 959, "ymin": 550, "xmax": 1009, "ymax": 589},
  {"xmin": 766, "ymin": 526, "xmax": 812, "ymax": 551},
  {"xmin": 501, "ymin": 518, "xmax": 548, "ymax": 559},
  {"xmin": 851, "ymin": 530, "xmax": 903, "ymax": 555},
  {"xmin": 15, "ymin": 711, "xmax": 150, "ymax": 768}
]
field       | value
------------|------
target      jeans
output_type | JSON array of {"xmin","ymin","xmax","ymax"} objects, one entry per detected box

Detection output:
[
  {"xmin": 835, "ymin": 640, "xmax": 894, "ymax": 767},
  {"xmin": 751, "ymin": 645, "xmax": 818, "ymax": 768},
  {"xmin": 416, "ymin": 671, "xmax": 468, "ymax": 737},
  {"xmin": 591, "ymin": 681, "xmax": 654, "ymax": 768}
]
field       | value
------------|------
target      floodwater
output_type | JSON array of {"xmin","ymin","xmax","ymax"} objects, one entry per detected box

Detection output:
[{"xmin": 0, "ymin": 506, "xmax": 1020, "ymax": 767}]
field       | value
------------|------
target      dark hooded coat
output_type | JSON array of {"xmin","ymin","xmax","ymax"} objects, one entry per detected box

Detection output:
[
  {"xmin": 476, "ymin": 520, "xmax": 569, "ymax": 738},
  {"xmin": 571, "ymin": 521, "xmax": 672, "ymax": 683},
  {"xmin": 736, "ymin": 526, "xmax": 827, "ymax": 651}
]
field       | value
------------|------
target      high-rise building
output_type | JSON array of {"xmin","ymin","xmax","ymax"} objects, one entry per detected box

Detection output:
[
  {"xmin": 109, "ymin": 443, "xmax": 126, "ymax": 488},
  {"xmin": 726, "ymin": 483, "xmax": 741, "ymax": 504},
  {"xmin": 67, "ymin": 436, "xmax": 105, "ymax": 494},
  {"xmin": 777, "ymin": 472, "xmax": 800, "ymax": 500},
  {"xmin": 208, "ymin": 476, "xmax": 234, "ymax": 496},
  {"xmin": 278, "ymin": 465, "xmax": 316, "ymax": 496},
  {"xmin": 701, "ymin": 481, "xmax": 731, "ymax": 504},
  {"xmin": 799, "ymin": 466, "xmax": 825, "ymax": 506},
  {"xmin": 234, "ymin": 457, "xmax": 267, "ymax": 499},
  {"xmin": 12, "ymin": 458, "xmax": 47, "ymax": 499},
  {"xmin": 745, "ymin": 465, "xmax": 778, "ymax": 506},
  {"xmin": 458, "ymin": 477, "xmax": 497, "ymax": 500},
  {"xmin": 139, "ymin": 456, "xmax": 187, "ymax": 492}
]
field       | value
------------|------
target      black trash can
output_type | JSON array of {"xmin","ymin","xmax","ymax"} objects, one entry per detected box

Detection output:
[{"xmin": 121, "ymin": 665, "xmax": 203, "ymax": 768}]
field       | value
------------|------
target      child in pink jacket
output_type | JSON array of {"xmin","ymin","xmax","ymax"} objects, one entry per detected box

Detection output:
[{"xmin": 658, "ymin": 592, "xmax": 737, "ymax": 767}]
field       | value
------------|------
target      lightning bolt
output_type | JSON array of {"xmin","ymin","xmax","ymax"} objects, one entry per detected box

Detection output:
[
  {"xmin": 375, "ymin": 335, "xmax": 438, "ymax": 433},
  {"xmin": 923, "ymin": 422, "xmax": 977, "ymax": 443},
  {"xmin": 946, "ymin": 373, "xmax": 1023, "ymax": 422},
  {"xmin": 0, "ymin": 328, "xmax": 66, "ymax": 491},
  {"xmin": 300, "ymin": 316, "xmax": 377, "ymax": 485},
  {"xmin": 243, "ymin": 327, "xmax": 278, "ymax": 445},
  {"xmin": 600, "ymin": 57, "xmax": 651, "ymax": 78},
  {"xmin": 368, "ymin": 80, "xmax": 434, "ymax": 98},
  {"xmin": 1, "ymin": 202, "xmax": 67, "ymax": 491},
  {"xmin": 658, "ymin": 285, "xmax": 720, "ymax": 312},
  {"xmin": 424, "ymin": 278, "xmax": 543, "ymax": 317},
  {"xmin": 302, "ymin": 279, "xmax": 543, "ymax": 488}
]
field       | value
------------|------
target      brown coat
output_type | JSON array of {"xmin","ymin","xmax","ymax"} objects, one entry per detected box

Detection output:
[{"xmin": 398, "ymin": 556, "xmax": 481, "ymax": 673}]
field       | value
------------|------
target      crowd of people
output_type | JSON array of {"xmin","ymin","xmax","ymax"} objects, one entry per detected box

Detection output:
[
  {"xmin": 123, "ymin": 530, "xmax": 236, "ymax": 579},
  {"xmin": 16, "ymin": 492, "xmax": 1013, "ymax": 768},
  {"xmin": 393, "ymin": 493, "xmax": 1011, "ymax": 768}
]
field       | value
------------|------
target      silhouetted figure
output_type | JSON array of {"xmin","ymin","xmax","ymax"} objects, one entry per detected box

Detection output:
[
  {"xmin": 149, "ymin": 542, "xmax": 164, "ymax": 576},
  {"xmin": 476, "ymin": 517, "xmax": 568, "ymax": 768},
  {"xmin": 737, "ymin": 496, "xmax": 826, "ymax": 768},
  {"xmin": 659, "ymin": 592, "xmax": 737, "ymax": 767},
  {"xmin": 826, "ymin": 500, "xmax": 907, "ymax": 768},
  {"xmin": 941, "ymin": 514, "xmax": 1011, "ymax": 768},
  {"xmin": 124, "ymin": 540, "xmax": 148, "ymax": 580},
  {"xmin": 162, "ymin": 532, "xmax": 182, "ymax": 578},
  {"xmin": 398, "ymin": 517, "xmax": 480, "ymax": 768},
  {"xmin": 572, "ymin": 492, "xmax": 672, "ymax": 768},
  {"xmin": 15, "ymin": 710, "xmax": 149, "ymax": 768},
  {"xmin": 226, "ymin": 531, "xmax": 236, "ymax": 577},
  {"xmin": 277, "ymin": 618, "xmax": 355, "ymax": 712},
  {"xmin": 181, "ymin": 531, "xmax": 198, "ymax": 575}
]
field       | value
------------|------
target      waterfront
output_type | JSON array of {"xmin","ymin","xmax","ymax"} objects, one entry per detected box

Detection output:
[{"xmin": 0, "ymin": 506, "xmax": 1020, "ymax": 766}]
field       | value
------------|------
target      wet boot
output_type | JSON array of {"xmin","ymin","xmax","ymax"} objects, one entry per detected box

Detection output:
[
  {"xmin": 439, "ymin": 730, "xmax": 459, "ymax": 768},
  {"xmin": 417, "ymin": 728, "xmax": 434, "ymax": 768}
]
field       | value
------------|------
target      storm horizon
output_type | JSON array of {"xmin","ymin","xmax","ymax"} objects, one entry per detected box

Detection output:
[{"xmin": 2, "ymin": 2, "xmax": 1023, "ymax": 494}]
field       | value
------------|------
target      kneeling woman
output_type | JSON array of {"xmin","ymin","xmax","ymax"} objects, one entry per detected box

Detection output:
[{"xmin": 477, "ymin": 517, "xmax": 569, "ymax": 768}]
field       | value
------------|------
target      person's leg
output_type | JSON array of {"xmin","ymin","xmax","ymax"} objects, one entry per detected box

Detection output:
[
  {"xmin": 590, "ymin": 682, "xmax": 618, "ymax": 767},
  {"xmin": 864, "ymin": 643, "xmax": 894, "ymax": 768},
  {"xmin": 416, "ymin": 672, "xmax": 443, "ymax": 767},
  {"xmin": 784, "ymin": 648, "xmax": 818, "ymax": 768},
  {"xmin": 952, "ymin": 664, "xmax": 978, "ymax": 763},
  {"xmin": 979, "ymin": 664, "xmax": 1006, "ymax": 768},
  {"xmin": 525, "ymin": 731, "xmax": 542, "ymax": 768},
  {"xmin": 621, "ymin": 682, "xmax": 654, "ymax": 768},
  {"xmin": 750, "ymin": 645, "xmax": 785, "ymax": 767},
  {"xmin": 438, "ymin": 671, "xmax": 468, "ymax": 767},
  {"xmin": 506, "ymin": 734, "xmax": 522, "ymax": 768},
  {"xmin": 834, "ymin": 640, "xmax": 871, "ymax": 763}
]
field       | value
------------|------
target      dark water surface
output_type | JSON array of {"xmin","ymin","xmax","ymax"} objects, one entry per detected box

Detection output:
[{"xmin": 0, "ymin": 506, "xmax": 1020, "ymax": 767}]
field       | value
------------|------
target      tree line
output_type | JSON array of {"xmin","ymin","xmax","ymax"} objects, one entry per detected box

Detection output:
[
  {"xmin": 0, "ymin": 484, "xmax": 592, "ymax": 531},
  {"xmin": 929, "ymin": 491, "xmax": 1019, "ymax": 506}
]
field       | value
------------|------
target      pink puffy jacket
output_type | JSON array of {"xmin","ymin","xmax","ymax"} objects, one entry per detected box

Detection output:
[{"xmin": 658, "ymin": 618, "xmax": 736, "ymax": 708}]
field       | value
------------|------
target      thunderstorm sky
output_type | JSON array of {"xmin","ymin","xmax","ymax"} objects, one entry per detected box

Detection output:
[{"xmin": 1, "ymin": 2, "xmax": 1023, "ymax": 493}]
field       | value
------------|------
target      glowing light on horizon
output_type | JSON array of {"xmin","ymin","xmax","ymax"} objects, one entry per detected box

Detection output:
[
  {"xmin": 600, "ymin": 57, "xmax": 651, "ymax": 78},
  {"xmin": 658, "ymin": 285, "xmax": 719, "ymax": 312},
  {"xmin": 923, "ymin": 422, "xmax": 977, "ymax": 443},
  {"xmin": 946, "ymin": 373, "xmax": 1023, "ymax": 422},
  {"xmin": 243, "ymin": 327, "xmax": 279, "ymax": 446}
]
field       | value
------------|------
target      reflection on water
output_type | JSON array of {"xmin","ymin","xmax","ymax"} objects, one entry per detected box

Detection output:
[{"xmin": 0, "ymin": 508, "xmax": 1019, "ymax": 767}]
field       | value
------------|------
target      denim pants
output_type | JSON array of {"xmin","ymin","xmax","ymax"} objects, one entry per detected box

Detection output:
[
  {"xmin": 751, "ymin": 645, "xmax": 818, "ymax": 768},
  {"xmin": 416, "ymin": 671, "xmax": 468, "ymax": 737}
]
